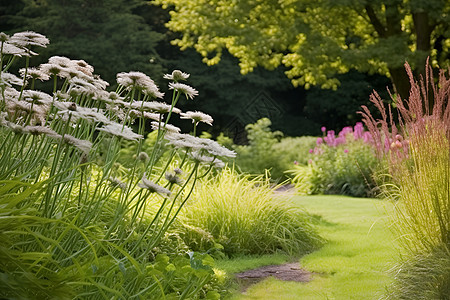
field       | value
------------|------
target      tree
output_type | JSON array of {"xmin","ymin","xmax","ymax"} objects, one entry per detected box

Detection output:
[
  {"xmin": 7, "ymin": 0, "xmax": 164, "ymax": 84},
  {"xmin": 155, "ymin": 0, "xmax": 449, "ymax": 99}
]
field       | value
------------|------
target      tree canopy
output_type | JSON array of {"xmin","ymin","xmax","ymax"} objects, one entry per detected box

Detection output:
[{"xmin": 155, "ymin": 0, "xmax": 450, "ymax": 98}]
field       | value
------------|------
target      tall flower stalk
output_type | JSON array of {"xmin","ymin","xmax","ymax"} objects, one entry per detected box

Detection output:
[{"xmin": 0, "ymin": 31, "xmax": 235, "ymax": 299}]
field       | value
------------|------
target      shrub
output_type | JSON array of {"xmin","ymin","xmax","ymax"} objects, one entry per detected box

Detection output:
[
  {"xmin": 360, "ymin": 61, "xmax": 450, "ymax": 299},
  {"xmin": 290, "ymin": 123, "xmax": 378, "ymax": 197},
  {"xmin": 178, "ymin": 167, "xmax": 324, "ymax": 257},
  {"xmin": 218, "ymin": 118, "xmax": 317, "ymax": 181}
]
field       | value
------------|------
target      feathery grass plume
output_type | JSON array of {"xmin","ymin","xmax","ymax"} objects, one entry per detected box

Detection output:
[
  {"xmin": 360, "ymin": 60, "xmax": 450, "ymax": 299},
  {"xmin": 180, "ymin": 110, "xmax": 213, "ymax": 126},
  {"xmin": 168, "ymin": 82, "xmax": 198, "ymax": 100}
]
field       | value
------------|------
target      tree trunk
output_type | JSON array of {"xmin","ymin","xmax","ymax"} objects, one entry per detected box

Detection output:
[
  {"xmin": 388, "ymin": 67, "xmax": 411, "ymax": 101},
  {"xmin": 413, "ymin": 12, "xmax": 433, "ymax": 76},
  {"xmin": 413, "ymin": 12, "xmax": 434, "ymax": 111}
]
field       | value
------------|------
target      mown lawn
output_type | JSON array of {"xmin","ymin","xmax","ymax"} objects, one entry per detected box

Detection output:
[{"xmin": 223, "ymin": 195, "xmax": 398, "ymax": 299}]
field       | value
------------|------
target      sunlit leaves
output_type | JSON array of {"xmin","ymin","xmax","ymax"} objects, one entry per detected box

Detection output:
[{"xmin": 155, "ymin": 0, "xmax": 449, "ymax": 89}]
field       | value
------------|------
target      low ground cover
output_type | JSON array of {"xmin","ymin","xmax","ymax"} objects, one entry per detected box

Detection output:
[{"xmin": 225, "ymin": 195, "xmax": 397, "ymax": 299}]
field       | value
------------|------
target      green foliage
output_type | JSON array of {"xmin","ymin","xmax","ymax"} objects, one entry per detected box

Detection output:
[
  {"xmin": 218, "ymin": 118, "xmax": 317, "ymax": 181},
  {"xmin": 156, "ymin": 0, "xmax": 450, "ymax": 98},
  {"xmin": 10, "ymin": 0, "xmax": 164, "ymax": 84},
  {"xmin": 232, "ymin": 118, "xmax": 283, "ymax": 179},
  {"xmin": 272, "ymin": 136, "xmax": 317, "ymax": 167},
  {"xmin": 178, "ymin": 167, "xmax": 324, "ymax": 257},
  {"xmin": 290, "ymin": 133, "xmax": 378, "ymax": 197}
]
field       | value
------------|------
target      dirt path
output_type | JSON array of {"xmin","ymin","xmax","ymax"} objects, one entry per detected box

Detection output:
[{"xmin": 235, "ymin": 262, "xmax": 311, "ymax": 292}]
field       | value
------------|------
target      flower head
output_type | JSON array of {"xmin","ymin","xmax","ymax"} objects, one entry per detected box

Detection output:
[
  {"xmin": 138, "ymin": 173, "xmax": 171, "ymax": 197},
  {"xmin": 1, "ymin": 43, "xmax": 33, "ymax": 56},
  {"xmin": 151, "ymin": 121, "xmax": 181, "ymax": 134},
  {"xmin": 108, "ymin": 177, "xmax": 127, "ymax": 190},
  {"xmin": 97, "ymin": 123, "xmax": 143, "ymax": 141},
  {"xmin": 1, "ymin": 72, "xmax": 24, "ymax": 86},
  {"xmin": 168, "ymin": 82, "xmax": 198, "ymax": 100},
  {"xmin": 117, "ymin": 71, "xmax": 164, "ymax": 98},
  {"xmin": 10, "ymin": 31, "xmax": 49, "ymax": 48},
  {"xmin": 165, "ymin": 171, "xmax": 184, "ymax": 186},
  {"xmin": 180, "ymin": 111, "xmax": 213, "ymax": 126},
  {"xmin": 62, "ymin": 134, "xmax": 92, "ymax": 155},
  {"xmin": 163, "ymin": 70, "xmax": 190, "ymax": 82},
  {"xmin": 19, "ymin": 67, "xmax": 50, "ymax": 81}
]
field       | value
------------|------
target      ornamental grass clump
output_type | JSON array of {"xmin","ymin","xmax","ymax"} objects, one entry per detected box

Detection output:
[
  {"xmin": 360, "ymin": 60, "xmax": 450, "ymax": 300},
  {"xmin": 178, "ymin": 167, "xmax": 324, "ymax": 257},
  {"xmin": 0, "ymin": 31, "xmax": 235, "ymax": 299}
]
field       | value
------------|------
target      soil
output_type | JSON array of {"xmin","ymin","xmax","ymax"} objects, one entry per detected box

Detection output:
[{"xmin": 235, "ymin": 262, "xmax": 311, "ymax": 292}]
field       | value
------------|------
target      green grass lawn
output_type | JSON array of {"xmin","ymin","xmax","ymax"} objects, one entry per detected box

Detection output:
[{"xmin": 221, "ymin": 195, "xmax": 398, "ymax": 299}]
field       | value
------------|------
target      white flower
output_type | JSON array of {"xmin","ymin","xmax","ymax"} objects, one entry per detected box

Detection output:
[
  {"xmin": 1, "ymin": 72, "xmax": 24, "ymax": 86},
  {"xmin": 97, "ymin": 123, "xmax": 143, "ymax": 141},
  {"xmin": 165, "ymin": 171, "xmax": 184, "ymax": 186},
  {"xmin": 72, "ymin": 59, "xmax": 94, "ymax": 76},
  {"xmin": 151, "ymin": 121, "xmax": 181, "ymax": 134},
  {"xmin": 180, "ymin": 111, "xmax": 213, "ymax": 126},
  {"xmin": 23, "ymin": 125, "xmax": 62, "ymax": 139},
  {"xmin": 116, "ymin": 71, "xmax": 164, "ymax": 98},
  {"xmin": 22, "ymin": 90, "xmax": 53, "ymax": 106},
  {"xmin": 168, "ymin": 82, "xmax": 198, "ymax": 100},
  {"xmin": 163, "ymin": 70, "xmax": 190, "ymax": 81},
  {"xmin": 62, "ymin": 134, "xmax": 92, "ymax": 154},
  {"xmin": 19, "ymin": 67, "xmax": 50, "ymax": 81},
  {"xmin": 131, "ymin": 101, "xmax": 181, "ymax": 114},
  {"xmin": 0, "ymin": 32, "xmax": 9, "ymax": 42},
  {"xmin": 128, "ymin": 110, "xmax": 160, "ymax": 121},
  {"xmin": 188, "ymin": 151, "xmax": 225, "ymax": 168},
  {"xmin": 1, "ymin": 42, "xmax": 32, "ymax": 56},
  {"xmin": 164, "ymin": 132, "xmax": 236, "ymax": 158},
  {"xmin": 10, "ymin": 31, "xmax": 49, "ymax": 48},
  {"xmin": 138, "ymin": 173, "xmax": 171, "ymax": 197}
]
